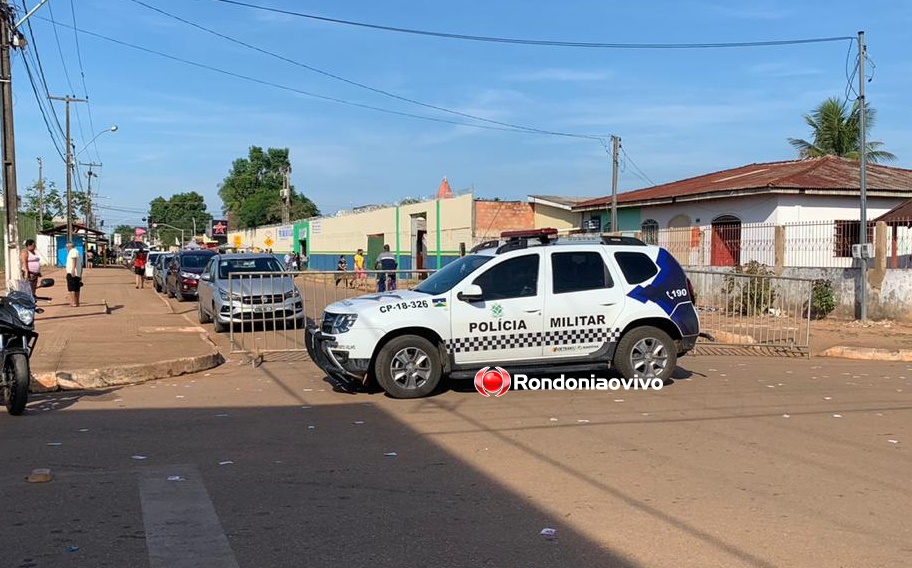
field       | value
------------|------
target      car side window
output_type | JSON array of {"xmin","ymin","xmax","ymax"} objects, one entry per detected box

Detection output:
[
  {"xmin": 473, "ymin": 254, "xmax": 539, "ymax": 301},
  {"xmin": 614, "ymin": 251, "xmax": 659, "ymax": 284},
  {"xmin": 551, "ymin": 251, "xmax": 614, "ymax": 294}
]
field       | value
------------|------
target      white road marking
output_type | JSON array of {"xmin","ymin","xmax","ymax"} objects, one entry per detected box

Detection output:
[{"xmin": 139, "ymin": 465, "xmax": 239, "ymax": 568}]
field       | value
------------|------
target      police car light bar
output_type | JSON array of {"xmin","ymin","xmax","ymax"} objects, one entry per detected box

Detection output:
[{"xmin": 500, "ymin": 228, "xmax": 559, "ymax": 240}]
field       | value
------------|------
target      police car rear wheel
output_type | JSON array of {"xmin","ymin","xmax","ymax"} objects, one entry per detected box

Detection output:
[
  {"xmin": 615, "ymin": 326, "xmax": 676, "ymax": 380},
  {"xmin": 376, "ymin": 335, "xmax": 441, "ymax": 399}
]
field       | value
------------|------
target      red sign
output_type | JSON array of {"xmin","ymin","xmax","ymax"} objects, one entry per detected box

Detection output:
[{"xmin": 210, "ymin": 220, "xmax": 228, "ymax": 237}]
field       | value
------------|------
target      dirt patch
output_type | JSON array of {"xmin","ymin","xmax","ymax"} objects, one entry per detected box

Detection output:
[{"xmin": 809, "ymin": 317, "xmax": 912, "ymax": 353}]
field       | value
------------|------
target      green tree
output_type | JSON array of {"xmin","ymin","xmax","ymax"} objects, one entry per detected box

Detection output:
[
  {"xmin": 218, "ymin": 146, "xmax": 320, "ymax": 229},
  {"xmin": 112, "ymin": 224, "xmax": 137, "ymax": 245},
  {"xmin": 149, "ymin": 191, "xmax": 212, "ymax": 246},
  {"xmin": 22, "ymin": 179, "xmax": 63, "ymax": 230},
  {"xmin": 788, "ymin": 97, "xmax": 896, "ymax": 163}
]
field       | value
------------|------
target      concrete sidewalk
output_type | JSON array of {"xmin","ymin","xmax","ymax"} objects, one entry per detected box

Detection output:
[{"xmin": 27, "ymin": 265, "xmax": 223, "ymax": 391}]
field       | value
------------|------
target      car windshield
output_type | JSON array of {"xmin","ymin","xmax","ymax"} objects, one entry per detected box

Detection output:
[
  {"xmin": 413, "ymin": 254, "xmax": 493, "ymax": 295},
  {"xmin": 181, "ymin": 254, "xmax": 213, "ymax": 269},
  {"xmin": 218, "ymin": 257, "xmax": 284, "ymax": 279}
]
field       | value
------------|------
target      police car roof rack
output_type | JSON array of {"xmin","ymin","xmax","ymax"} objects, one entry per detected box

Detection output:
[
  {"xmin": 496, "ymin": 228, "xmax": 558, "ymax": 254},
  {"xmin": 469, "ymin": 240, "xmax": 500, "ymax": 253},
  {"xmin": 601, "ymin": 235, "xmax": 647, "ymax": 246}
]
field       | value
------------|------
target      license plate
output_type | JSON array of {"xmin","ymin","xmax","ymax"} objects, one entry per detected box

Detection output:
[{"xmin": 253, "ymin": 304, "xmax": 273, "ymax": 313}]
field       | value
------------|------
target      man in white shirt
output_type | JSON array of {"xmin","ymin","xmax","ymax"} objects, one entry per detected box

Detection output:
[{"xmin": 65, "ymin": 242, "xmax": 83, "ymax": 307}]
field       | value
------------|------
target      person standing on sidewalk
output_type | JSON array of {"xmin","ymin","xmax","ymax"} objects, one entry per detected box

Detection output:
[
  {"xmin": 133, "ymin": 249, "xmax": 148, "ymax": 289},
  {"xmin": 20, "ymin": 239, "xmax": 42, "ymax": 295},
  {"xmin": 65, "ymin": 242, "xmax": 83, "ymax": 307}
]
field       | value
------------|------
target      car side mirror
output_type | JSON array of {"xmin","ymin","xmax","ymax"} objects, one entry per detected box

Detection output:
[
  {"xmin": 457, "ymin": 284, "xmax": 483, "ymax": 302},
  {"xmin": 201, "ymin": 273, "xmax": 211, "ymax": 282},
  {"xmin": 38, "ymin": 278, "xmax": 55, "ymax": 289}
]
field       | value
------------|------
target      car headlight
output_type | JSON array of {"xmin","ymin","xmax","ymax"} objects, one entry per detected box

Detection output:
[
  {"xmin": 13, "ymin": 304, "xmax": 34, "ymax": 326},
  {"xmin": 284, "ymin": 288, "xmax": 300, "ymax": 299},
  {"xmin": 180, "ymin": 271, "xmax": 200, "ymax": 280},
  {"xmin": 219, "ymin": 289, "xmax": 243, "ymax": 302},
  {"xmin": 324, "ymin": 313, "xmax": 357, "ymax": 334}
]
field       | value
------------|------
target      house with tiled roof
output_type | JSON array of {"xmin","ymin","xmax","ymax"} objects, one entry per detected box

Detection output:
[{"xmin": 544, "ymin": 155, "xmax": 912, "ymax": 267}]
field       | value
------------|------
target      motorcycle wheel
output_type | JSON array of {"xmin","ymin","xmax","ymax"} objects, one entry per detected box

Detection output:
[{"xmin": 3, "ymin": 353, "xmax": 30, "ymax": 416}]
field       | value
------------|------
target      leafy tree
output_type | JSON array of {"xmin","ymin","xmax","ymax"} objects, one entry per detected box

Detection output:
[
  {"xmin": 22, "ymin": 179, "xmax": 63, "ymax": 230},
  {"xmin": 788, "ymin": 97, "xmax": 896, "ymax": 164},
  {"xmin": 112, "ymin": 224, "xmax": 137, "ymax": 245},
  {"xmin": 218, "ymin": 146, "xmax": 320, "ymax": 229},
  {"xmin": 149, "ymin": 191, "xmax": 212, "ymax": 246}
]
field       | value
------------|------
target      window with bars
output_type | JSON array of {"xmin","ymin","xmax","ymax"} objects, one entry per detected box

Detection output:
[{"xmin": 833, "ymin": 220, "xmax": 874, "ymax": 257}]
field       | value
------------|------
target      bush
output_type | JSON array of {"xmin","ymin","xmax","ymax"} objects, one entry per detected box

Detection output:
[
  {"xmin": 723, "ymin": 261, "xmax": 778, "ymax": 316},
  {"xmin": 807, "ymin": 278, "xmax": 836, "ymax": 319}
]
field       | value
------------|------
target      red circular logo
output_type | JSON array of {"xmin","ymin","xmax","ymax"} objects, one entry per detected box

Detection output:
[{"xmin": 474, "ymin": 366, "xmax": 511, "ymax": 397}]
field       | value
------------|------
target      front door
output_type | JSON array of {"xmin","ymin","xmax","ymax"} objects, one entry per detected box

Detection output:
[
  {"xmin": 542, "ymin": 249, "xmax": 626, "ymax": 360},
  {"xmin": 449, "ymin": 253, "xmax": 544, "ymax": 366}
]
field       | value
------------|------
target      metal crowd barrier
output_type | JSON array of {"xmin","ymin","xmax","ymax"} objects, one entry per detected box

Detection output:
[
  {"xmin": 686, "ymin": 269, "xmax": 814, "ymax": 356},
  {"xmin": 227, "ymin": 269, "xmax": 436, "ymax": 357}
]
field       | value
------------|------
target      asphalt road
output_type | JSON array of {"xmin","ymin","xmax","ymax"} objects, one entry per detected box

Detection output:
[{"xmin": 2, "ymin": 348, "xmax": 910, "ymax": 568}]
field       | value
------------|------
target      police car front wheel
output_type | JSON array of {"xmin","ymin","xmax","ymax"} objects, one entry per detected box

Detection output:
[
  {"xmin": 615, "ymin": 326, "xmax": 677, "ymax": 381},
  {"xmin": 375, "ymin": 335, "xmax": 442, "ymax": 399}
]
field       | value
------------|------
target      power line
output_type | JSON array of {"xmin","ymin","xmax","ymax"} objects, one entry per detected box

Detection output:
[
  {"xmin": 43, "ymin": 17, "xmax": 608, "ymax": 139},
  {"xmin": 620, "ymin": 146, "xmax": 656, "ymax": 187},
  {"xmin": 207, "ymin": 0, "xmax": 854, "ymax": 49},
  {"xmin": 70, "ymin": 0, "xmax": 100, "ymax": 163},
  {"xmin": 129, "ymin": 0, "xmax": 601, "ymax": 140},
  {"xmin": 19, "ymin": 1, "xmax": 67, "ymax": 144},
  {"xmin": 47, "ymin": 0, "xmax": 89, "ymax": 159}
]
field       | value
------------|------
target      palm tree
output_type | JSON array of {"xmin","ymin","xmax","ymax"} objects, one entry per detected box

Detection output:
[{"xmin": 788, "ymin": 97, "xmax": 896, "ymax": 164}]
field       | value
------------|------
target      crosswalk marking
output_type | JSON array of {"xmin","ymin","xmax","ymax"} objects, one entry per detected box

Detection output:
[{"xmin": 139, "ymin": 465, "xmax": 240, "ymax": 568}]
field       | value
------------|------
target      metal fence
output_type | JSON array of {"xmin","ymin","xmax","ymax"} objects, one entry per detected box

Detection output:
[
  {"xmin": 226, "ymin": 269, "xmax": 436, "ymax": 357},
  {"xmin": 657, "ymin": 218, "xmax": 912, "ymax": 269},
  {"xmin": 686, "ymin": 269, "xmax": 813, "ymax": 355}
]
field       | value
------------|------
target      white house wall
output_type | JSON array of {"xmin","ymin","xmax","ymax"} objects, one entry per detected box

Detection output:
[
  {"xmin": 636, "ymin": 194, "xmax": 780, "ymax": 228},
  {"xmin": 771, "ymin": 195, "xmax": 902, "ymax": 223}
]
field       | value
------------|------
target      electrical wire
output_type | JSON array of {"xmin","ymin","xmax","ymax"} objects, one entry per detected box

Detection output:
[
  {"xmin": 206, "ymin": 0, "xmax": 854, "ymax": 50},
  {"xmin": 47, "ymin": 0, "xmax": 90, "ymax": 162},
  {"xmin": 129, "ymin": 0, "xmax": 601, "ymax": 140},
  {"xmin": 40, "ymin": 17, "xmax": 609, "ymax": 140},
  {"xmin": 19, "ymin": 1, "xmax": 68, "ymax": 146},
  {"xmin": 19, "ymin": 51, "xmax": 67, "ymax": 162},
  {"xmin": 70, "ymin": 0, "xmax": 100, "ymax": 163},
  {"xmin": 620, "ymin": 146, "xmax": 656, "ymax": 187}
]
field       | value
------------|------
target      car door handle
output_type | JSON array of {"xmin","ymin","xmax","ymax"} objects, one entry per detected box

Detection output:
[
  {"xmin": 524, "ymin": 308, "xmax": 542, "ymax": 313},
  {"xmin": 599, "ymin": 302, "xmax": 618, "ymax": 306}
]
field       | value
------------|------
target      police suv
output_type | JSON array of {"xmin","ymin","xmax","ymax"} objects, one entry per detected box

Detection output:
[{"xmin": 306, "ymin": 229, "xmax": 701, "ymax": 398}]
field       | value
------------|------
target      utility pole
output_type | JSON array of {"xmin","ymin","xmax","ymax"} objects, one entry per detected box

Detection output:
[
  {"xmin": 610, "ymin": 135, "xmax": 620, "ymax": 233},
  {"xmin": 0, "ymin": 1, "xmax": 24, "ymax": 287},
  {"xmin": 857, "ymin": 30, "xmax": 868, "ymax": 321},
  {"xmin": 281, "ymin": 165, "xmax": 291, "ymax": 225},
  {"xmin": 36, "ymin": 156, "xmax": 43, "ymax": 230},
  {"xmin": 80, "ymin": 161, "xmax": 100, "ymax": 229},
  {"xmin": 48, "ymin": 95, "xmax": 87, "ymax": 245}
]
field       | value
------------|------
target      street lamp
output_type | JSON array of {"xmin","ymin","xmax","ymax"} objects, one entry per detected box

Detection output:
[
  {"xmin": 152, "ymin": 222, "xmax": 185, "ymax": 248},
  {"xmin": 67, "ymin": 125, "xmax": 117, "ymax": 244}
]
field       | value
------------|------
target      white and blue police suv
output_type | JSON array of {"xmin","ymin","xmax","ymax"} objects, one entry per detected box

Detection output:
[{"xmin": 306, "ymin": 229, "xmax": 701, "ymax": 398}]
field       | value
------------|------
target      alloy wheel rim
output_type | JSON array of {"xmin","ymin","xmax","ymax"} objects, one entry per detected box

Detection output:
[
  {"xmin": 630, "ymin": 337, "xmax": 669, "ymax": 378},
  {"xmin": 389, "ymin": 347, "xmax": 431, "ymax": 390}
]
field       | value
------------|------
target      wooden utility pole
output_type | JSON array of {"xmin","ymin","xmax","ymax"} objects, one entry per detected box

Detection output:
[
  {"xmin": 610, "ymin": 135, "xmax": 620, "ymax": 233},
  {"xmin": 48, "ymin": 95, "xmax": 87, "ymax": 245},
  {"xmin": 281, "ymin": 165, "xmax": 291, "ymax": 224},
  {"xmin": 81, "ymin": 161, "xmax": 101, "ymax": 229},
  {"xmin": 857, "ymin": 30, "xmax": 869, "ymax": 321},
  {"xmin": 0, "ymin": 1, "xmax": 22, "ymax": 285},
  {"xmin": 36, "ymin": 156, "xmax": 43, "ymax": 230}
]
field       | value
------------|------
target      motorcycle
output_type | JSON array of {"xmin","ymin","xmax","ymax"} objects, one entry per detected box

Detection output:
[{"xmin": 1, "ymin": 278, "xmax": 54, "ymax": 415}]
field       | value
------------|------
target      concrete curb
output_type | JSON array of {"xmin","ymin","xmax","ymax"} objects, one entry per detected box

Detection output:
[
  {"xmin": 31, "ymin": 351, "xmax": 225, "ymax": 392},
  {"xmin": 818, "ymin": 345, "xmax": 912, "ymax": 362}
]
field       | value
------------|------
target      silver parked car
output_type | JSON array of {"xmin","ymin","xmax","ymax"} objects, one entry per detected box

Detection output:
[{"xmin": 197, "ymin": 253, "xmax": 304, "ymax": 333}]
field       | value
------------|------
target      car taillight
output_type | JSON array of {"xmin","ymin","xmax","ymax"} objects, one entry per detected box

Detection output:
[{"xmin": 686, "ymin": 277, "xmax": 696, "ymax": 305}]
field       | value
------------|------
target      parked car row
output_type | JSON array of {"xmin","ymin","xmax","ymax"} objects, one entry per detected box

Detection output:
[{"xmin": 147, "ymin": 250, "xmax": 305, "ymax": 333}]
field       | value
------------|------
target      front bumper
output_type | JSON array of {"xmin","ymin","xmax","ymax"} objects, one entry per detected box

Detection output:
[
  {"xmin": 305, "ymin": 327, "xmax": 371, "ymax": 389},
  {"xmin": 215, "ymin": 299, "xmax": 304, "ymax": 324}
]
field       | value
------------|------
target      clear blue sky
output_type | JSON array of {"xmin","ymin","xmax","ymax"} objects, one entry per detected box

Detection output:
[{"xmin": 10, "ymin": 0, "xmax": 912, "ymax": 229}]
